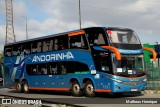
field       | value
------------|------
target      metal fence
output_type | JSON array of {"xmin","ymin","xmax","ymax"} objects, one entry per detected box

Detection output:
[{"xmin": 145, "ymin": 63, "xmax": 160, "ymax": 90}]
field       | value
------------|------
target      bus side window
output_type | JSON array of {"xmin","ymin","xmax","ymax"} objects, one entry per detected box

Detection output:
[
  {"xmin": 49, "ymin": 40, "xmax": 53, "ymax": 51},
  {"xmin": 70, "ymin": 36, "xmax": 81, "ymax": 48},
  {"xmin": 74, "ymin": 62, "xmax": 89, "ymax": 72},
  {"xmin": 38, "ymin": 64, "xmax": 48, "ymax": 75},
  {"xmin": 58, "ymin": 35, "xmax": 68, "ymax": 50},
  {"xmin": 86, "ymin": 28, "xmax": 106, "ymax": 46},
  {"xmin": 31, "ymin": 65, "xmax": 37, "ymax": 75},
  {"xmin": 31, "ymin": 41, "xmax": 42, "ymax": 53},
  {"xmin": 22, "ymin": 43, "xmax": 31, "ymax": 55},
  {"xmin": 12, "ymin": 45, "xmax": 21, "ymax": 56},
  {"xmin": 69, "ymin": 34, "xmax": 88, "ymax": 49},
  {"xmin": 5, "ymin": 47, "xmax": 12, "ymax": 57},
  {"xmin": 97, "ymin": 33, "xmax": 105, "ymax": 45},
  {"xmin": 43, "ymin": 40, "xmax": 53, "ymax": 52},
  {"xmin": 60, "ymin": 62, "xmax": 67, "ymax": 75},
  {"xmin": 54, "ymin": 39, "xmax": 58, "ymax": 50},
  {"xmin": 49, "ymin": 63, "xmax": 58, "ymax": 75},
  {"xmin": 66, "ymin": 61, "xmax": 75, "ymax": 74}
]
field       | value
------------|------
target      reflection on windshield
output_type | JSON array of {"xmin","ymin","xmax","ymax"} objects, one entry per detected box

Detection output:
[
  {"xmin": 113, "ymin": 55, "xmax": 144, "ymax": 74},
  {"xmin": 107, "ymin": 30, "xmax": 140, "ymax": 44}
]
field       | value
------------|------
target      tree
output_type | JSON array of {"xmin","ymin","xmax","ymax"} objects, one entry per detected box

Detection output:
[{"xmin": 0, "ymin": 52, "xmax": 3, "ymax": 63}]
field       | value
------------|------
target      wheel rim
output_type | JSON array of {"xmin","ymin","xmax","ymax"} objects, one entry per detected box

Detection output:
[
  {"xmin": 17, "ymin": 83, "xmax": 21, "ymax": 91},
  {"xmin": 73, "ymin": 84, "xmax": 80, "ymax": 94},
  {"xmin": 24, "ymin": 84, "xmax": 28, "ymax": 92},
  {"xmin": 86, "ymin": 84, "xmax": 94, "ymax": 95}
]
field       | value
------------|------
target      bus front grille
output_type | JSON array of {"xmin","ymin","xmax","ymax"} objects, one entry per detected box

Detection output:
[{"xmin": 122, "ymin": 81, "xmax": 143, "ymax": 85}]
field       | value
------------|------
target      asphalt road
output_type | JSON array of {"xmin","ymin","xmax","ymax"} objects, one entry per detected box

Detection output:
[{"xmin": 0, "ymin": 88, "xmax": 160, "ymax": 107}]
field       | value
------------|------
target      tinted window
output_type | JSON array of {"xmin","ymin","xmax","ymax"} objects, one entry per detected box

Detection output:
[
  {"xmin": 43, "ymin": 39, "xmax": 53, "ymax": 52},
  {"xmin": 75, "ymin": 62, "xmax": 89, "ymax": 72},
  {"xmin": 59, "ymin": 62, "xmax": 67, "ymax": 74},
  {"xmin": 31, "ymin": 41, "xmax": 42, "ymax": 53},
  {"xmin": 4, "ymin": 47, "xmax": 12, "ymax": 57},
  {"xmin": 49, "ymin": 63, "xmax": 59, "ymax": 75},
  {"xmin": 94, "ymin": 53, "xmax": 112, "ymax": 74},
  {"xmin": 26, "ymin": 61, "xmax": 89, "ymax": 75},
  {"xmin": 58, "ymin": 35, "xmax": 68, "ymax": 50},
  {"xmin": 22, "ymin": 43, "xmax": 31, "ymax": 55},
  {"xmin": 69, "ymin": 34, "xmax": 88, "ymax": 49},
  {"xmin": 66, "ymin": 61, "xmax": 75, "ymax": 73},
  {"xmin": 86, "ymin": 28, "xmax": 106, "ymax": 46},
  {"xmin": 12, "ymin": 45, "xmax": 21, "ymax": 56},
  {"xmin": 38, "ymin": 64, "xmax": 48, "ymax": 75}
]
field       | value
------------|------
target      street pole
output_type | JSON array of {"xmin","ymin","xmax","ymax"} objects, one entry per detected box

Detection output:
[
  {"xmin": 79, "ymin": 0, "xmax": 81, "ymax": 29},
  {"xmin": 23, "ymin": 16, "xmax": 28, "ymax": 40},
  {"xmin": 156, "ymin": 42, "xmax": 159, "ymax": 66}
]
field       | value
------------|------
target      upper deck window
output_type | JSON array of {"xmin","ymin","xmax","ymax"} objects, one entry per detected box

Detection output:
[
  {"xmin": 107, "ymin": 30, "xmax": 140, "ymax": 44},
  {"xmin": 86, "ymin": 29, "xmax": 106, "ymax": 46},
  {"xmin": 69, "ymin": 33, "xmax": 88, "ymax": 49},
  {"xmin": 12, "ymin": 45, "xmax": 21, "ymax": 56},
  {"xmin": 31, "ymin": 41, "xmax": 42, "ymax": 53},
  {"xmin": 4, "ymin": 47, "xmax": 12, "ymax": 57}
]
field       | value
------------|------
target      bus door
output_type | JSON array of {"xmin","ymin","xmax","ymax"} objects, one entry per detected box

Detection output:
[
  {"xmin": 49, "ymin": 62, "xmax": 67, "ymax": 88},
  {"xmin": 57, "ymin": 62, "xmax": 68, "ymax": 88}
]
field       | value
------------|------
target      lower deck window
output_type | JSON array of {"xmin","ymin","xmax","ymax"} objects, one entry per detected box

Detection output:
[{"xmin": 26, "ymin": 61, "xmax": 89, "ymax": 75}]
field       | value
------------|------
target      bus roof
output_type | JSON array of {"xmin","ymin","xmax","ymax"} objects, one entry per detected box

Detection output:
[{"xmin": 5, "ymin": 26, "xmax": 133, "ymax": 46}]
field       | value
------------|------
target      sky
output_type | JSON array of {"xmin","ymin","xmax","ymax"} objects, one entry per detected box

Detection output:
[{"xmin": 0, "ymin": 0, "xmax": 160, "ymax": 52}]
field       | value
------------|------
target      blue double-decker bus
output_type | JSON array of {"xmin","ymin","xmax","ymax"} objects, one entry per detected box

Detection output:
[{"xmin": 3, "ymin": 27, "xmax": 156, "ymax": 97}]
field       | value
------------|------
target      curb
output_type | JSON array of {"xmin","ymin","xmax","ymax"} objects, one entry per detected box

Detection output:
[{"xmin": 142, "ymin": 90, "xmax": 160, "ymax": 94}]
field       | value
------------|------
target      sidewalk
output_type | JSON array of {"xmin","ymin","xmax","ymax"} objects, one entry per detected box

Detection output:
[{"xmin": 142, "ymin": 90, "xmax": 160, "ymax": 94}]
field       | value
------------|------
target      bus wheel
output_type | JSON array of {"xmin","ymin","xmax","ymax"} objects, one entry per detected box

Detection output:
[
  {"xmin": 23, "ymin": 81, "xmax": 29, "ymax": 94},
  {"xmin": 84, "ymin": 81, "xmax": 95, "ymax": 97},
  {"xmin": 15, "ymin": 82, "xmax": 22, "ymax": 93},
  {"xmin": 71, "ymin": 81, "xmax": 82, "ymax": 96}
]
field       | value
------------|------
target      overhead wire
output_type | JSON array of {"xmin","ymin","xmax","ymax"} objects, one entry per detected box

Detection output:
[{"xmin": 57, "ymin": 1, "xmax": 159, "ymax": 15}]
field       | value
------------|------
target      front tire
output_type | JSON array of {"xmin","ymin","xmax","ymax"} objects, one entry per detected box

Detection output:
[
  {"xmin": 84, "ymin": 81, "xmax": 95, "ymax": 97},
  {"xmin": 15, "ymin": 81, "xmax": 22, "ymax": 93},
  {"xmin": 23, "ymin": 81, "xmax": 29, "ymax": 94},
  {"xmin": 71, "ymin": 81, "xmax": 82, "ymax": 96}
]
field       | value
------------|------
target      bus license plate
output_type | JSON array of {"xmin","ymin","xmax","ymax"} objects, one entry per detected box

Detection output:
[{"xmin": 131, "ymin": 89, "xmax": 137, "ymax": 91}]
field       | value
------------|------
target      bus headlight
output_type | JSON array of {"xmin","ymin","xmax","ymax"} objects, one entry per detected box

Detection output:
[
  {"xmin": 143, "ymin": 78, "xmax": 147, "ymax": 82},
  {"xmin": 111, "ymin": 78, "xmax": 123, "ymax": 83},
  {"xmin": 106, "ymin": 76, "xmax": 123, "ymax": 83}
]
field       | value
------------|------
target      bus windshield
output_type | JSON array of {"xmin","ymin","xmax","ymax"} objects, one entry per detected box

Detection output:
[
  {"xmin": 107, "ymin": 30, "xmax": 140, "ymax": 44},
  {"xmin": 112, "ymin": 55, "xmax": 145, "ymax": 77}
]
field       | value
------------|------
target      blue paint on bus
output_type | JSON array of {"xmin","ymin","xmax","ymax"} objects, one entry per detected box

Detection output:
[{"xmin": 3, "ymin": 27, "xmax": 150, "ymax": 97}]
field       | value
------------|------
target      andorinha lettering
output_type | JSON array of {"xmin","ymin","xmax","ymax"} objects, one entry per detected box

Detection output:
[
  {"xmin": 119, "ymin": 49, "xmax": 142, "ymax": 54},
  {"xmin": 32, "ymin": 52, "xmax": 74, "ymax": 62}
]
